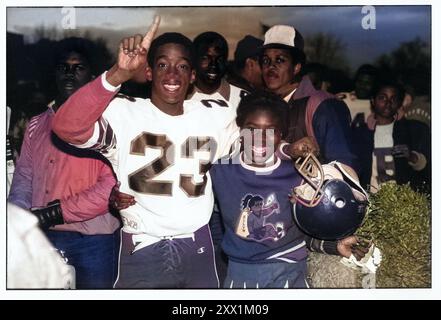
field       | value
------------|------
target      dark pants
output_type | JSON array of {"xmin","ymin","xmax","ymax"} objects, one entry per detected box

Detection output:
[
  {"xmin": 114, "ymin": 224, "xmax": 219, "ymax": 288},
  {"xmin": 46, "ymin": 229, "xmax": 120, "ymax": 289}
]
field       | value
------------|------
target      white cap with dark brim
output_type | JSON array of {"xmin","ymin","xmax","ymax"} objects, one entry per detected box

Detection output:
[{"xmin": 261, "ymin": 25, "xmax": 305, "ymax": 52}]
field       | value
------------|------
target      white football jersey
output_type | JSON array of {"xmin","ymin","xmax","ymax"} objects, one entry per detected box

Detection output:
[
  {"xmin": 79, "ymin": 96, "xmax": 239, "ymax": 237},
  {"xmin": 190, "ymin": 81, "xmax": 247, "ymax": 113}
]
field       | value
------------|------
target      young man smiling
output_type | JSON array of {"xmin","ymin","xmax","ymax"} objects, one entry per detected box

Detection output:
[
  {"xmin": 52, "ymin": 17, "xmax": 239, "ymax": 288},
  {"xmin": 189, "ymin": 31, "xmax": 246, "ymax": 111},
  {"xmin": 53, "ymin": 18, "xmax": 327, "ymax": 288}
]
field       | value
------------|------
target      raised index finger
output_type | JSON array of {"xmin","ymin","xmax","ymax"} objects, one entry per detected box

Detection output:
[{"xmin": 141, "ymin": 15, "xmax": 161, "ymax": 50}]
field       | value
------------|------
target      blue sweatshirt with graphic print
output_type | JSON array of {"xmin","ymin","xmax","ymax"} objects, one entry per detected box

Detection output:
[{"xmin": 210, "ymin": 155, "xmax": 307, "ymax": 264}]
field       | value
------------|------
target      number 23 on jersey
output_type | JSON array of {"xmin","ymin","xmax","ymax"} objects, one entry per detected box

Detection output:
[{"xmin": 128, "ymin": 132, "xmax": 218, "ymax": 198}]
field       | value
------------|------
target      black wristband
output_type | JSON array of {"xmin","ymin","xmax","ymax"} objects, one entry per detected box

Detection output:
[
  {"xmin": 321, "ymin": 240, "xmax": 340, "ymax": 256},
  {"xmin": 306, "ymin": 236, "xmax": 339, "ymax": 255},
  {"xmin": 31, "ymin": 199, "xmax": 64, "ymax": 229}
]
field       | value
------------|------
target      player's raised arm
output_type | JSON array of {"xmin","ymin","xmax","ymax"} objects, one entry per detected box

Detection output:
[
  {"xmin": 53, "ymin": 16, "xmax": 161, "ymax": 145},
  {"xmin": 106, "ymin": 15, "xmax": 161, "ymax": 86}
]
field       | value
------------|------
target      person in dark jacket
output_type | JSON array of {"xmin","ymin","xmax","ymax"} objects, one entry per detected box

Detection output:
[
  {"xmin": 351, "ymin": 79, "xmax": 430, "ymax": 192},
  {"xmin": 260, "ymin": 25, "xmax": 358, "ymax": 171}
]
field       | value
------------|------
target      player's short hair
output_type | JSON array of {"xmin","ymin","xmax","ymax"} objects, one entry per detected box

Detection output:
[
  {"xmin": 193, "ymin": 32, "xmax": 228, "ymax": 60},
  {"xmin": 233, "ymin": 35, "xmax": 263, "ymax": 71},
  {"xmin": 53, "ymin": 37, "xmax": 99, "ymax": 74},
  {"xmin": 236, "ymin": 90, "xmax": 289, "ymax": 138},
  {"xmin": 371, "ymin": 78, "xmax": 406, "ymax": 105},
  {"xmin": 355, "ymin": 64, "xmax": 378, "ymax": 81},
  {"xmin": 147, "ymin": 32, "xmax": 195, "ymax": 68}
]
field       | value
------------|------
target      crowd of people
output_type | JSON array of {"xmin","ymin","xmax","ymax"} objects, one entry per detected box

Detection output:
[{"xmin": 6, "ymin": 16, "xmax": 430, "ymax": 289}]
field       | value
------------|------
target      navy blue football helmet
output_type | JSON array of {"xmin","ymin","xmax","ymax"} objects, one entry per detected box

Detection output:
[{"xmin": 291, "ymin": 153, "xmax": 369, "ymax": 240}]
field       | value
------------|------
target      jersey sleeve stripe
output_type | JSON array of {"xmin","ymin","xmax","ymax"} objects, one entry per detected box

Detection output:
[{"xmin": 78, "ymin": 117, "xmax": 116, "ymax": 153}]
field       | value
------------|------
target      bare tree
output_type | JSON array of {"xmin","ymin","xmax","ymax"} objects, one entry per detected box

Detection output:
[
  {"xmin": 33, "ymin": 25, "xmax": 60, "ymax": 40},
  {"xmin": 304, "ymin": 32, "xmax": 349, "ymax": 72},
  {"xmin": 376, "ymin": 37, "xmax": 430, "ymax": 96}
]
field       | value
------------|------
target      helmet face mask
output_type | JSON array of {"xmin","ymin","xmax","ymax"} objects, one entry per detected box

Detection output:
[
  {"xmin": 291, "ymin": 154, "xmax": 369, "ymax": 240},
  {"xmin": 292, "ymin": 153, "xmax": 326, "ymax": 207}
]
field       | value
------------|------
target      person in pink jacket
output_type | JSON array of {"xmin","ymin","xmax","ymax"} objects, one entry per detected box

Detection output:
[{"xmin": 8, "ymin": 37, "xmax": 121, "ymax": 289}]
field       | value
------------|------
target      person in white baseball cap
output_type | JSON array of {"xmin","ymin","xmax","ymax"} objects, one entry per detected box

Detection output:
[{"xmin": 260, "ymin": 24, "xmax": 358, "ymax": 169}]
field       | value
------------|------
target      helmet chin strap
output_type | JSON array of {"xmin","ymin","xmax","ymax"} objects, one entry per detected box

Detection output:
[{"xmin": 331, "ymin": 161, "xmax": 370, "ymax": 201}]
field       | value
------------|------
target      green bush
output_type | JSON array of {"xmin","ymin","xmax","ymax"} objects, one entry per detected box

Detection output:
[{"xmin": 357, "ymin": 182, "xmax": 431, "ymax": 288}]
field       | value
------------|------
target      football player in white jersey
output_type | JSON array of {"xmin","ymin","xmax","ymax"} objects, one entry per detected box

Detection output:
[
  {"xmin": 189, "ymin": 31, "xmax": 246, "ymax": 115},
  {"xmin": 188, "ymin": 31, "xmax": 246, "ymax": 284},
  {"xmin": 53, "ymin": 17, "xmax": 238, "ymax": 288}
]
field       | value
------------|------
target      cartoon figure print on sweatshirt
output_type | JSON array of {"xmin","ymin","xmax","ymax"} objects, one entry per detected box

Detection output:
[{"xmin": 236, "ymin": 193, "xmax": 283, "ymax": 242}]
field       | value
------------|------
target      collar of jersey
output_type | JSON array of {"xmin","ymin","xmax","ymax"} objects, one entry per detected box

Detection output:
[
  {"xmin": 190, "ymin": 78, "xmax": 231, "ymax": 101},
  {"xmin": 149, "ymin": 100, "xmax": 199, "ymax": 118}
]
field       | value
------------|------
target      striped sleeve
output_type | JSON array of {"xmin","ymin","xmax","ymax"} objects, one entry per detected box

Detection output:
[{"xmin": 75, "ymin": 116, "xmax": 117, "ymax": 154}]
